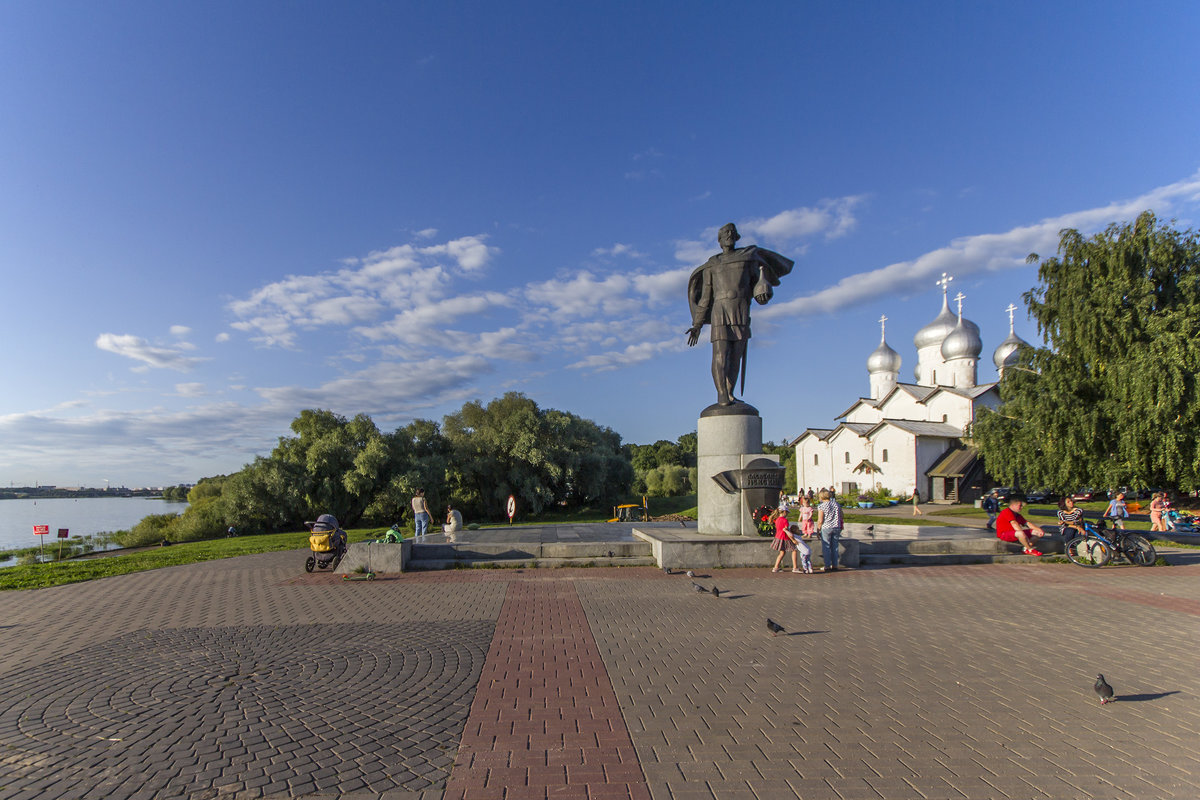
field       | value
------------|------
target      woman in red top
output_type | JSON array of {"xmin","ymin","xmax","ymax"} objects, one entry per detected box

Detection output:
[
  {"xmin": 769, "ymin": 509, "xmax": 802, "ymax": 573},
  {"xmin": 994, "ymin": 495, "xmax": 1047, "ymax": 555}
]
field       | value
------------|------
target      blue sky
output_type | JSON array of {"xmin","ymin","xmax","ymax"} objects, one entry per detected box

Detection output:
[{"xmin": 2, "ymin": 1, "xmax": 1199, "ymax": 487}]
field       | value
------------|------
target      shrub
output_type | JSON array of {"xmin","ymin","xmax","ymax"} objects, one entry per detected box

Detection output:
[{"xmin": 114, "ymin": 513, "xmax": 180, "ymax": 547}]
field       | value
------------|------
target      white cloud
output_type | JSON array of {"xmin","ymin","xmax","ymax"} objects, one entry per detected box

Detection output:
[
  {"xmin": 356, "ymin": 292, "xmax": 512, "ymax": 344},
  {"xmin": 253, "ymin": 355, "xmax": 493, "ymax": 419},
  {"xmin": 215, "ymin": 332, "xmax": 230, "ymax": 343},
  {"xmin": 173, "ymin": 383, "xmax": 205, "ymax": 397},
  {"xmin": 674, "ymin": 195, "xmax": 867, "ymax": 264},
  {"xmin": 525, "ymin": 272, "xmax": 633, "ymax": 317},
  {"xmin": 228, "ymin": 233, "xmax": 495, "ymax": 346},
  {"xmin": 96, "ymin": 333, "xmax": 207, "ymax": 372},
  {"xmin": 591, "ymin": 243, "xmax": 643, "ymax": 258},
  {"xmin": 415, "ymin": 227, "xmax": 438, "ymax": 239},
  {"xmin": 169, "ymin": 325, "xmax": 191, "ymax": 336},
  {"xmin": 632, "ymin": 267, "xmax": 691, "ymax": 305},
  {"xmin": 567, "ymin": 339, "xmax": 680, "ymax": 372},
  {"xmin": 743, "ymin": 196, "xmax": 865, "ymax": 241},
  {"xmin": 417, "ymin": 234, "xmax": 498, "ymax": 273},
  {"xmin": 760, "ymin": 171, "xmax": 1200, "ymax": 319}
]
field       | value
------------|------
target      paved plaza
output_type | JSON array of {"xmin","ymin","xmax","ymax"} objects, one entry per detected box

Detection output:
[{"xmin": 1, "ymin": 548, "xmax": 1199, "ymax": 799}]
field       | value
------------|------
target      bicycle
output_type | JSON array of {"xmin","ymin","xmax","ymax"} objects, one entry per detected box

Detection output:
[{"xmin": 1064, "ymin": 518, "xmax": 1156, "ymax": 568}]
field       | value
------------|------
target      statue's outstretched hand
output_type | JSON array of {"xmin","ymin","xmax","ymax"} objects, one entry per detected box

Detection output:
[{"xmin": 686, "ymin": 326, "xmax": 701, "ymax": 347}]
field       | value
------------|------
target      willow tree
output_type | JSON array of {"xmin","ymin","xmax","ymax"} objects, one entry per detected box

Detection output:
[{"xmin": 974, "ymin": 212, "xmax": 1200, "ymax": 492}]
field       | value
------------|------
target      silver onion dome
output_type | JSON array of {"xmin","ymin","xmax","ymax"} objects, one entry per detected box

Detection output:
[
  {"xmin": 941, "ymin": 314, "xmax": 983, "ymax": 360},
  {"xmin": 867, "ymin": 338, "xmax": 901, "ymax": 374},
  {"xmin": 993, "ymin": 330, "xmax": 1031, "ymax": 369},
  {"xmin": 913, "ymin": 293, "xmax": 959, "ymax": 350}
]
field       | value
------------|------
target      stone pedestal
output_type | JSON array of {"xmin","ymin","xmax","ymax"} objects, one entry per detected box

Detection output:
[{"xmin": 697, "ymin": 411, "xmax": 781, "ymax": 536}]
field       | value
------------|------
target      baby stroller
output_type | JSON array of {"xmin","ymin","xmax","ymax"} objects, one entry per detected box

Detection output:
[{"xmin": 304, "ymin": 514, "xmax": 347, "ymax": 572}]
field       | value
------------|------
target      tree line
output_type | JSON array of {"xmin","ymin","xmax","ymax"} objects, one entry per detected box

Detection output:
[{"xmin": 124, "ymin": 393, "xmax": 635, "ymax": 545}]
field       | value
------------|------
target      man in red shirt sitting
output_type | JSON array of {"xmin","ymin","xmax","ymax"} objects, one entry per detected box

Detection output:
[{"xmin": 994, "ymin": 494, "xmax": 1047, "ymax": 556}]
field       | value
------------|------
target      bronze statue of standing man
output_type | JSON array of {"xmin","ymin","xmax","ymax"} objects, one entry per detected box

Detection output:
[{"xmin": 686, "ymin": 223, "xmax": 793, "ymax": 408}]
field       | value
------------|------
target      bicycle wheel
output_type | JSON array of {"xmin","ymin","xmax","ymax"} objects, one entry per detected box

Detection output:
[
  {"xmin": 1065, "ymin": 536, "xmax": 1111, "ymax": 568},
  {"xmin": 1122, "ymin": 534, "xmax": 1156, "ymax": 567}
]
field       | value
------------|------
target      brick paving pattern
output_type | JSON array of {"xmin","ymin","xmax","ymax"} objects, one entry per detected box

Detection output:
[
  {"xmin": 579, "ymin": 565, "xmax": 1200, "ymax": 800},
  {"xmin": 1, "ymin": 621, "xmax": 490, "ymax": 799},
  {"xmin": 1, "ymin": 550, "xmax": 1199, "ymax": 799},
  {"xmin": 444, "ymin": 580, "xmax": 649, "ymax": 800}
]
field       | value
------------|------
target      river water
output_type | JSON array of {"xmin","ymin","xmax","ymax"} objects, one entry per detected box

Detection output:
[{"xmin": 0, "ymin": 497, "xmax": 189, "ymax": 553}]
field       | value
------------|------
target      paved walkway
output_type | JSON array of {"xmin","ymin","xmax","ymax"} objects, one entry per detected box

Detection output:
[{"xmin": 1, "ymin": 551, "xmax": 1199, "ymax": 799}]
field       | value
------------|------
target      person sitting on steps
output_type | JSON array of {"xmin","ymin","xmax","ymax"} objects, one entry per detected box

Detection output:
[{"xmin": 994, "ymin": 494, "xmax": 1047, "ymax": 556}]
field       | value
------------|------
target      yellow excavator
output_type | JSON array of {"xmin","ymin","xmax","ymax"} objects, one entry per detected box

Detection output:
[{"xmin": 609, "ymin": 496, "xmax": 649, "ymax": 523}]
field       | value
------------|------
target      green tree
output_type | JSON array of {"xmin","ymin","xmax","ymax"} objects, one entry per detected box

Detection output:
[
  {"xmin": 676, "ymin": 431, "xmax": 698, "ymax": 467},
  {"xmin": 442, "ymin": 393, "xmax": 632, "ymax": 519},
  {"xmin": 763, "ymin": 441, "xmax": 797, "ymax": 494},
  {"xmin": 974, "ymin": 212, "xmax": 1200, "ymax": 491}
]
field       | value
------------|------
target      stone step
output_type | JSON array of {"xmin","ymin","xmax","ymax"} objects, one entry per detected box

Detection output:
[
  {"xmin": 859, "ymin": 553, "xmax": 1056, "ymax": 566},
  {"xmin": 407, "ymin": 556, "xmax": 659, "ymax": 571},
  {"xmin": 859, "ymin": 537, "xmax": 1066, "ymax": 556},
  {"xmin": 410, "ymin": 541, "xmax": 653, "ymax": 562}
]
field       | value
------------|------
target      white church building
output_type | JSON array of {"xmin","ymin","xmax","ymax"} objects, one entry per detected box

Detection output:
[{"xmin": 792, "ymin": 275, "xmax": 1030, "ymax": 503}]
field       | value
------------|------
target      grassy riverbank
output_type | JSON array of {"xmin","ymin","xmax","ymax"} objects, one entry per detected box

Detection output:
[
  {"xmin": 0, "ymin": 527, "xmax": 389, "ymax": 591},
  {"xmin": 0, "ymin": 495, "xmax": 702, "ymax": 591}
]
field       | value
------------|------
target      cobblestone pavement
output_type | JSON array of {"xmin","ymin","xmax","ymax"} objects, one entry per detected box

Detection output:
[{"xmin": 1, "ymin": 552, "xmax": 1198, "ymax": 799}]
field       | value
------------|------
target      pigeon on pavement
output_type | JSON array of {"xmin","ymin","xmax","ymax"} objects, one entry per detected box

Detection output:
[
  {"xmin": 766, "ymin": 618, "xmax": 785, "ymax": 636},
  {"xmin": 686, "ymin": 570, "xmax": 695, "ymax": 578},
  {"xmin": 692, "ymin": 581, "xmax": 707, "ymax": 593},
  {"xmin": 662, "ymin": 566, "xmax": 672, "ymax": 575},
  {"xmin": 866, "ymin": 525, "xmax": 875, "ymax": 538},
  {"xmin": 1095, "ymin": 674, "xmax": 1115, "ymax": 704},
  {"xmin": 710, "ymin": 585, "xmax": 720, "ymax": 598}
]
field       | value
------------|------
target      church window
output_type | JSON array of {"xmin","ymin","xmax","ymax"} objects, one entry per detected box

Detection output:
[
  {"xmin": 844, "ymin": 452, "xmax": 850, "ymax": 464},
  {"xmin": 882, "ymin": 449, "xmax": 888, "ymax": 463},
  {"xmin": 813, "ymin": 454, "xmax": 819, "ymax": 466},
  {"xmin": 932, "ymin": 370, "xmax": 937, "ymax": 384},
  {"xmin": 942, "ymin": 414, "xmax": 948, "ymax": 422}
]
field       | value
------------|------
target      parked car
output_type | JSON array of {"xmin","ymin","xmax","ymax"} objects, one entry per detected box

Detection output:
[
  {"xmin": 1026, "ymin": 488, "xmax": 1057, "ymax": 503},
  {"xmin": 992, "ymin": 487, "xmax": 1016, "ymax": 502},
  {"xmin": 1071, "ymin": 488, "xmax": 1101, "ymax": 501}
]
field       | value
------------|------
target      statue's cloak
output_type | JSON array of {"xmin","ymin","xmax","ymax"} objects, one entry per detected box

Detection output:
[{"xmin": 687, "ymin": 245, "xmax": 795, "ymax": 331}]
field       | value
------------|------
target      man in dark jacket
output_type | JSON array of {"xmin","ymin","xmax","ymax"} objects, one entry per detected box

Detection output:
[{"xmin": 982, "ymin": 490, "xmax": 1000, "ymax": 531}]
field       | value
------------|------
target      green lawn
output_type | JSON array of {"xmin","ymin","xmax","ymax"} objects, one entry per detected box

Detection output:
[{"xmin": 0, "ymin": 527, "xmax": 390, "ymax": 592}]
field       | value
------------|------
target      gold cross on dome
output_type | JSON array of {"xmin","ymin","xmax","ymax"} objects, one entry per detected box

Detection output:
[{"xmin": 936, "ymin": 273, "xmax": 954, "ymax": 294}]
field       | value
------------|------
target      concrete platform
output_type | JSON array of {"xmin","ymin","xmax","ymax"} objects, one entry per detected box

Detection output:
[{"xmin": 634, "ymin": 523, "xmax": 860, "ymax": 569}]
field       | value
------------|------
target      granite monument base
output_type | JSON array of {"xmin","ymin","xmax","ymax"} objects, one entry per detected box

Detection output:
[{"xmin": 696, "ymin": 409, "xmax": 782, "ymax": 536}]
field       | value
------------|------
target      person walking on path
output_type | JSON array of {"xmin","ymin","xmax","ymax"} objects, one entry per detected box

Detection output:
[
  {"xmin": 995, "ymin": 494, "xmax": 1047, "ymax": 555},
  {"xmin": 815, "ymin": 489, "xmax": 844, "ymax": 572},
  {"xmin": 411, "ymin": 489, "xmax": 432, "ymax": 539},
  {"xmin": 1104, "ymin": 492, "xmax": 1129, "ymax": 530},
  {"xmin": 911, "ymin": 488, "xmax": 923, "ymax": 516},
  {"xmin": 796, "ymin": 495, "xmax": 815, "ymax": 538},
  {"xmin": 1150, "ymin": 491, "xmax": 1167, "ymax": 532},
  {"xmin": 1056, "ymin": 496, "xmax": 1086, "ymax": 540},
  {"xmin": 982, "ymin": 490, "xmax": 1000, "ymax": 531},
  {"xmin": 769, "ymin": 509, "xmax": 802, "ymax": 573}
]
